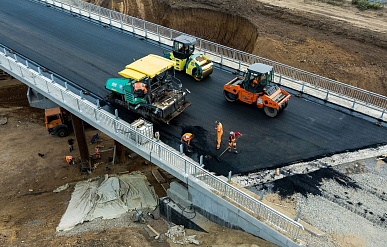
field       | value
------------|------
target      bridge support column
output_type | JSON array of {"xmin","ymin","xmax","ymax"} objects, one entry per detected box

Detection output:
[
  {"xmin": 114, "ymin": 140, "xmax": 127, "ymax": 164},
  {"xmin": 71, "ymin": 113, "xmax": 89, "ymax": 164}
]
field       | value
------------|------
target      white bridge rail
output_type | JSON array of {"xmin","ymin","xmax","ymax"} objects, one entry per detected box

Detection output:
[
  {"xmin": 38, "ymin": 0, "xmax": 387, "ymax": 122},
  {"xmin": 0, "ymin": 46, "xmax": 304, "ymax": 239}
]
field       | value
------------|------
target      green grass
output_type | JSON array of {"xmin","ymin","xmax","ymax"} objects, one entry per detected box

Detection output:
[{"xmin": 352, "ymin": 0, "xmax": 384, "ymax": 10}]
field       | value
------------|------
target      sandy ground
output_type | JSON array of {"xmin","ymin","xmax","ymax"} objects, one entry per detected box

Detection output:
[{"xmin": 0, "ymin": 79, "xmax": 276, "ymax": 246}]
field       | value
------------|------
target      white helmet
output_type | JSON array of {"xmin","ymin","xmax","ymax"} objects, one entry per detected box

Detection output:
[
  {"xmin": 230, "ymin": 131, "xmax": 234, "ymax": 135},
  {"xmin": 185, "ymin": 134, "xmax": 189, "ymax": 139}
]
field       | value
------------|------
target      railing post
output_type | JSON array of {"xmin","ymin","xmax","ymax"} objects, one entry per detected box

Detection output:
[
  {"xmin": 120, "ymin": 14, "xmax": 123, "ymax": 29},
  {"xmin": 238, "ymin": 61, "xmax": 241, "ymax": 71},
  {"xmin": 98, "ymin": 8, "xmax": 101, "ymax": 22},
  {"xmin": 77, "ymin": 98, "xmax": 80, "ymax": 111},
  {"xmin": 180, "ymin": 144, "xmax": 184, "ymax": 155},
  {"xmin": 80, "ymin": 90, "xmax": 84, "ymax": 99},
  {"xmin": 132, "ymin": 17, "xmax": 135, "ymax": 33},
  {"xmin": 278, "ymin": 74, "xmax": 282, "ymax": 85},
  {"xmin": 199, "ymin": 155, "xmax": 203, "ymax": 167},
  {"xmin": 379, "ymin": 109, "xmax": 385, "ymax": 120},
  {"xmin": 25, "ymin": 60, "xmax": 29, "ymax": 68},
  {"xmin": 351, "ymin": 98, "xmax": 356, "ymax": 110},
  {"xmin": 88, "ymin": 4, "xmax": 91, "ymax": 18},
  {"xmin": 96, "ymin": 99, "xmax": 101, "ymax": 109},
  {"xmin": 64, "ymin": 81, "xmax": 69, "ymax": 91},
  {"xmin": 144, "ymin": 22, "xmax": 147, "ymax": 38},
  {"xmin": 115, "ymin": 109, "xmax": 119, "ymax": 119},
  {"xmin": 109, "ymin": 10, "xmax": 112, "ymax": 25},
  {"xmin": 259, "ymin": 189, "xmax": 265, "ymax": 200},
  {"xmin": 220, "ymin": 55, "xmax": 223, "ymax": 65},
  {"xmin": 46, "ymin": 80, "xmax": 50, "ymax": 93},
  {"xmin": 228, "ymin": 171, "xmax": 232, "ymax": 183},
  {"xmin": 325, "ymin": 90, "xmax": 329, "ymax": 101},
  {"xmin": 301, "ymin": 82, "xmax": 305, "ymax": 93},
  {"xmin": 13, "ymin": 53, "xmax": 18, "ymax": 62},
  {"xmin": 295, "ymin": 210, "xmax": 301, "ymax": 222}
]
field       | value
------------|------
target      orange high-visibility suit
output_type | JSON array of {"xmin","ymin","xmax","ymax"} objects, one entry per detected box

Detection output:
[
  {"xmin": 95, "ymin": 146, "xmax": 101, "ymax": 159},
  {"xmin": 181, "ymin": 133, "xmax": 194, "ymax": 152},
  {"xmin": 215, "ymin": 121, "xmax": 223, "ymax": 149},
  {"xmin": 66, "ymin": 156, "xmax": 74, "ymax": 165}
]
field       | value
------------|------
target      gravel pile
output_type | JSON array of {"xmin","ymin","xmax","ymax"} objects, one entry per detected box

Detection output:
[{"xmin": 239, "ymin": 151, "xmax": 387, "ymax": 247}]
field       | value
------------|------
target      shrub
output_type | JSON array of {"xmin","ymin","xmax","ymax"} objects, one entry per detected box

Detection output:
[{"xmin": 352, "ymin": 0, "xmax": 383, "ymax": 10}]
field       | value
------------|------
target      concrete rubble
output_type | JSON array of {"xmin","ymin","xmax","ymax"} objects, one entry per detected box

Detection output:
[{"xmin": 165, "ymin": 225, "xmax": 201, "ymax": 245}]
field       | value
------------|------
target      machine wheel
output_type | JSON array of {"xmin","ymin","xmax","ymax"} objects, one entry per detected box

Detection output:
[
  {"xmin": 284, "ymin": 101, "xmax": 289, "ymax": 109},
  {"xmin": 57, "ymin": 128, "xmax": 69, "ymax": 137},
  {"xmin": 192, "ymin": 69, "xmax": 202, "ymax": 81},
  {"xmin": 264, "ymin": 106, "xmax": 279, "ymax": 118},
  {"xmin": 223, "ymin": 90, "xmax": 238, "ymax": 102}
]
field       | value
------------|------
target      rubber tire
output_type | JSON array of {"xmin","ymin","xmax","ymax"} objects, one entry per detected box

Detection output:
[
  {"xmin": 264, "ymin": 106, "xmax": 279, "ymax": 118},
  {"xmin": 284, "ymin": 101, "xmax": 289, "ymax": 109},
  {"xmin": 223, "ymin": 90, "xmax": 238, "ymax": 102},
  {"xmin": 57, "ymin": 128, "xmax": 69, "ymax": 138}
]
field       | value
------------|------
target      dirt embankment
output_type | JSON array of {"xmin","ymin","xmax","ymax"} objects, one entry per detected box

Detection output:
[{"xmin": 87, "ymin": 0, "xmax": 387, "ymax": 96}]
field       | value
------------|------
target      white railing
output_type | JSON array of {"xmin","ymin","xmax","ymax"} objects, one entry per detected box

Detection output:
[
  {"xmin": 38, "ymin": 0, "xmax": 387, "ymax": 121},
  {"xmin": 0, "ymin": 44, "xmax": 304, "ymax": 240}
]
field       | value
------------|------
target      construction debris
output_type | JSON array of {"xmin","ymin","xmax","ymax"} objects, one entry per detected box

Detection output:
[
  {"xmin": 0, "ymin": 117, "xmax": 7, "ymax": 125},
  {"xmin": 53, "ymin": 183, "xmax": 69, "ymax": 193},
  {"xmin": 165, "ymin": 225, "xmax": 200, "ymax": 245}
]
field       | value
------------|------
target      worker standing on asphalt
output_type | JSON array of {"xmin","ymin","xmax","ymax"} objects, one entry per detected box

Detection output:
[
  {"xmin": 66, "ymin": 156, "xmax": 75, "ymax": 165},
  {"xmin": 215, "ymin": 121, "xmax": 223, "ymax": 150},
  {"xmin": 95, "ymin": 145, "xmax": 101, "ymax": 159},
  {"xmin": 228, "ymin": 131, "xmax": 242, "ymax": 154},
  {"xmin": 68, "ymin": 138, "xmax": 74, "ymax": 152},
  {"xmin": 181, "ymin": 133, "xmax": 194, "ymax": 153}
]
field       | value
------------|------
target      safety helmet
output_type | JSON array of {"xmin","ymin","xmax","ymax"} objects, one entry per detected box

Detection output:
[
  {"xmin": 185, "ymin": 134, "xmax": 189, "ymax": 139},
  {"xmin": 230, "ymin": 131, "xmax": 234, "ymax": 135}
]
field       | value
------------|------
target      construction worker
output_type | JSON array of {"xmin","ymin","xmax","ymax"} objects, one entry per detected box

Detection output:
[
  {"xmin": 67, "ymin": 138, "xmax": 74, "ymax": 152},
  {"xmin": 181, "ymin": 133, "xmax": 194, "ymax": 153},
  {"xmin": 215, "ymin": 121, "xmax": 223, "ymax": 150},
  {"xmin": 66, "ymin": 156, "xmax": 75, "ymax": 165},
  {"xmin": 95, "ymin": 145, "xmax": 101, "ymax": 159},
  {"xmin": 228, "ymin": 131, "xmax": 242, "ymax": 154},
  {"xmin": 133, "ymin": 81, "xmax": 148, "ymax": 98}
]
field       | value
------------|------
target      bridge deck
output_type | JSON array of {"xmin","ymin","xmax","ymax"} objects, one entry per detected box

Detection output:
[{"xmin": 0, "ymin": 0, "xmax": 386, "ymax": 176}]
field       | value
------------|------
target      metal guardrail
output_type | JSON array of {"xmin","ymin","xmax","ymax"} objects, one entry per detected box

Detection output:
[
  {"xmin": 0, "ymin": 45, "xmax": 304, "ymax": 239},
  {"xmin": 39, "ymin": 0, "xmax": 387, "ymax": 120}
]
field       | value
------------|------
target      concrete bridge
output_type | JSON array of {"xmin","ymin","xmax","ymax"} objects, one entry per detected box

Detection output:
[{"xmin": 1, "ymin": 0, "xmax": 387, "ymax": 246}]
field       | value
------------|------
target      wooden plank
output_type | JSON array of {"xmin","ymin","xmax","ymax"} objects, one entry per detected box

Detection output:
[
  {"xmin": 146, "ymin": 224, "xmax": 160, "ymax": 236},
  {"xmin": 152, "ymin": 169, "xmax": 166, "ymax": 183},
  {"xmin": 161, "ymin": 183, "xmax": 170, "ymax": 193}
]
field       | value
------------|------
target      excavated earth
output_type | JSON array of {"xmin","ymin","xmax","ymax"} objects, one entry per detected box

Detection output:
[{"xmin": 88, "ymin": 0, "xmax": 387, "ymax": 96}]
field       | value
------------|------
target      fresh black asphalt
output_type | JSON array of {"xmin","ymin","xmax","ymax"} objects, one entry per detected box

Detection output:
[{"xmin": 1, "ymin": 0, "xmax": 386, "ymax": 176}]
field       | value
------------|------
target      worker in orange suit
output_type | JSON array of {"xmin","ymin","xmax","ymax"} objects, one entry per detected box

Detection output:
[
  {"xmin": 95, "ymin": 145, "xmax": 101, "ymax": 159},
  {"xmin": 215, "ymin": 121, "xmax": 223, "ymax": 150},
  {"xmin": 181, "ymin": 133, "xmax": 194, "ymax": 153},
  {"xmin": 228, "ymin": 131, "xmax": 242, "ymax": 154},
  {"xmin": 133, "ymin": 82, "xmax": 148, "ymax": 98},
  {"xmin": 66, "ymin": 156, "xmax": 75, "ymax": 165}
]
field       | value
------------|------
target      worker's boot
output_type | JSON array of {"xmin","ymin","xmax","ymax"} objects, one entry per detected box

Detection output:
[
  {"xmin": 234, "ymin": 150, "xmax": 238, "ymax": 154},
  {"xmin": 228, "ymin": 148, "xmax": 231, "ymax": 152}
]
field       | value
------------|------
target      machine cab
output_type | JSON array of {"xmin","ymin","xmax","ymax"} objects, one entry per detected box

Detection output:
[
  {"xmin": 172, "ymin": 35, "xmax": 196, "ymax": 60},
  {"xmin": 242, "ymin": 63, "xmax": 274, "ymax": 93}
]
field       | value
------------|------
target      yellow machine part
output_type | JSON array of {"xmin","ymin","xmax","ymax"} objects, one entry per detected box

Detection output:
[
  {"xmin": 118, "ymin": 54, "xmax": 176, "ymax": 80},
  {"xmin": 168, "ymin": 53, "xmax": 187, "ymax": 71}
]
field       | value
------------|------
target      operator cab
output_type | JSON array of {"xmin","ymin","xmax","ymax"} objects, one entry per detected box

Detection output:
[
  {"xmin": 243, "ymin": 63, "xmax": 274, "ymax": 93},
  {"xmin": 172, "ymin": 35, "xmax": 196, "ymax": 59}
]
